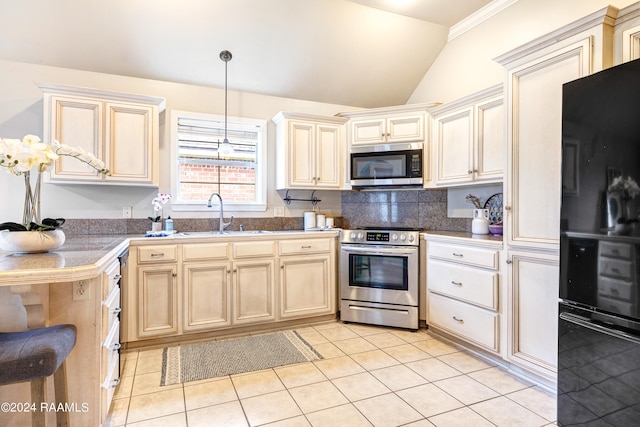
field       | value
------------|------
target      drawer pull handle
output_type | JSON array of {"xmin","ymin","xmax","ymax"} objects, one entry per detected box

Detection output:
[
  {"xmin": 452, "ymin": 316, "xmax": 464, "ymax": 323},
  {"xmin": 301, "ymin": 245, "xmax": 312, "ymax": 249},
  {"xmin": 111, "ymin": 378, "xmax": 121, "ymax": 388},
  {"xmin": 452, "ymin": 253, "xmax": 463, "ymax": 257},
  {"xmin": 451, "ymin": 281, "xmax": 463, "ymax": 286},
  {"xmin": 612, "ymin": 249, "xmax": 620, "ymax": 255},
  {"xmin": 107, "ymin": 342, "xmax": 121, "ymax": 351},
  {"xmin": 150, "ymin": 253, "xmax": 165, "ymax": 257},
  {"xmin": 110, "ymin": 307, "xmax": 122, "ymax": 314},
  {"xmin": 112, "ymin": 274, "xmax": 122, "ymax": 281}
]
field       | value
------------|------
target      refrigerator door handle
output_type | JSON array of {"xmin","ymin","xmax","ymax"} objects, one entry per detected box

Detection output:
[{"xmin": 560, "ymin": 312, "xmax": 640, "ymax": 345}]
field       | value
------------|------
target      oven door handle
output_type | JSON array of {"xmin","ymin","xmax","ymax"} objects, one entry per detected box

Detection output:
[
  {"xmin": 341, "ymin": 246, "xmax": 417, "ymax": 256},
  {"xmin": 560, "ymin": 312, "xmax": 640, "ymax": 345}
]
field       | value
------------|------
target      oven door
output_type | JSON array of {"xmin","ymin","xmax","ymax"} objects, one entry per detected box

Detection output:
[{"xmin": 340, "ymin": 244, "xmax": 418, "ymax": 307}]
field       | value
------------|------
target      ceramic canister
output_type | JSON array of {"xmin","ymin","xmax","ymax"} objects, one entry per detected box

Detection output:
[
  {"xmin": 316, "ymin": 214, "xmax": 326, "ymax": 228},
  {"xmin": 304, "ymin": 211, "xmax": 316, "ymax": 230}
]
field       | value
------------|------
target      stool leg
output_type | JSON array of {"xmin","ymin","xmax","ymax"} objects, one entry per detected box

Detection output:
[
  {"xmin": 53, "ymin": 360, "xmax": 70, "ymax": 427},
  {"xmin": 30, "ymin": 378, "xmax": 45, "ymax": 427}
]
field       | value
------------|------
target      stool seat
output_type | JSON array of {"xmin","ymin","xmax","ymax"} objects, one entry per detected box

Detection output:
[{"xmin": 0, "ymin": 324, "xmax": 77, "ymax": 385}]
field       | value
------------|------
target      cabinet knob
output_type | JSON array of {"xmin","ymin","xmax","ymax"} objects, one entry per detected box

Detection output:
[
  {"xmin": 468, "ymin": 170, "xmax": 473, "ymax": 174},
  {"xmin": 504, "ymin": 206, "xmax": 511, "ymax": 211},
  {"xmin": 506, "ymin": 259, "xmax": 512, "ymax": 264},
  {"xmin": 233, "ymin": 268, "xmax": 237, "ymax": 273},
  {"xmin": 172, "ymin": 273, "xmax": 177, "ymax": 277}
]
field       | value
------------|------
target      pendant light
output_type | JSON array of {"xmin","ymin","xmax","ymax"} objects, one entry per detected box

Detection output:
[{"xmin": 218, "ymin": 50, "xmax": 235, "ymax": 157}]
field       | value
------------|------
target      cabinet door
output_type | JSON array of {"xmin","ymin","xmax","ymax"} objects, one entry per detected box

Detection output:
[
  {"xmin": 104, "ymin": 102, "xmax": 156, "ymax": 184},
  {"xmin": 434, "ymin": 107, "xmax": 474, "ymax": 185},
  {"xmin": 48, "ymin": 95, "xmax": 104, "ymax": 181},
  {"xmin": 183, "ymin": 262, "xmax": 231, "ymax": 332},
  {"xmin": 232, "ymin": 259, "xmax": 275, "ymax": 324},
  {"xmin": 507, "ymin": 250, "xmax": 558, "ymax": 379},
  {"xmin": 475, "ymin": 96, "xmax": 504, "ymax": 182},
  {"xmin": 387, "ymin": 114, "xmax": 425, "ymax": 143},
  {"xmin": 505, "ymin": 38, "xmax": 591, "ymax": 250},
  {"xmin": 351, "ymin": 118, "xmax": 386, "ymax": 145},
  {"xmin": 280, "ymin": 254, "xmax": 334, "ymax": 319},
  {"xmin": 288, "ymin": 121, "xmax": 316, "ymax": 187},
  {"xmin": 315, "ymin": 124, "xmax": 341, "ymax": 188},
  {"xmin": 137, "ymin": 264, "xmax": 179, "ymax": 338}
]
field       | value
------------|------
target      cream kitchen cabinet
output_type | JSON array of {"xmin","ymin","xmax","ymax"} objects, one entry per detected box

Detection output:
[
  {"xmin": 232, "ymin": 240, "xmax": 277, "ymax": 325},
  {"xmin": 273, "ymin": 112, "xmax": 348, "ymax": 190},
  {"xmin": 615, "ymin": 2, "xmax": 640, "ymax": 63},
  {"xmin": 425, "ymin": 237, "xmax": 501, "ymax": 353},
  {"xmin": 278, "ymin": 237, "xmax": 336, "ymax": 319},
  {"xmin": 338, "ymin": 104, "xmax": 436, "ymax": 147},
  {"xmin": 134, "ymin": 245, "xmax": 179, "ymax": 339},
  {"xmin": 349, "ymin": 114, "xmax": 425, "ymax": 145},
  {"xmin": 182, "ymin": 242, "xmax": 231, "ymax": 332},
  {"xmin": 38, "ymin": 82, "xmax": 165, "ymax": 186},
  {"xmin": 494, "ymin": 6, "xmax": 617, "ymax": 387},
  {"xmin": 506, "ymin": 249, "xmax": 559, "ymax": 384},
  {"xmin": 430, "ymin": 85, "xmax": 503, "ymax": 187}
]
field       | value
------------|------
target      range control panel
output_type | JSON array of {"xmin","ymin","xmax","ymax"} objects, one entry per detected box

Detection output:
[{"xmin": 341, "ymin": 229, "xmax": 420, "ymax": 246}]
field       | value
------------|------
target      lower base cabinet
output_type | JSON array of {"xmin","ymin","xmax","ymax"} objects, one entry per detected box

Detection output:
[
  {"xmin": 506, "ymin": 249, "xmax": 558, "ymax": 381},
  {"xmin": 124, "ymin": 234, "xmax": 337, "ymax": 343}
]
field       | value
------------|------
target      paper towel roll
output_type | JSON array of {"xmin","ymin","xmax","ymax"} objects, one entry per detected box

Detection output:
[{"xmin": 304, "ymin": 211, "xmax": 316, "ymax": 230}]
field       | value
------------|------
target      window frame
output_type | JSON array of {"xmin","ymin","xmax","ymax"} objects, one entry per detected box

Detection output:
[{"xmin": 170, "ymin": 110, "xmax": 268, "ymax": 212}]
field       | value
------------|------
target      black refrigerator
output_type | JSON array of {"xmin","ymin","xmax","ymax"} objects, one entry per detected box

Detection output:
[{"xmin": 559, "ymin": 58, "xmax": 640, "ymax": 425}]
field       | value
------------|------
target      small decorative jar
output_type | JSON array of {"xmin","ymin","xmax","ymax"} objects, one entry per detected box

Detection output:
[
  {"xmin": 472, "ymin": 209, "xmax": 490, "ymax": 235},
  {"xmin": 151, "ymin": 221, "xmax": 162, "ymax": 232}
]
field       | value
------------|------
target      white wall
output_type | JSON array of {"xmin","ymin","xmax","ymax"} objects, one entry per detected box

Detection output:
[
  {"xmin": 0, "ymin": 60, "xmax": 360, "ymax": 223},
  {"xmin": 408, "ymin": 0, "xmax": 639, "ymax": 105}
]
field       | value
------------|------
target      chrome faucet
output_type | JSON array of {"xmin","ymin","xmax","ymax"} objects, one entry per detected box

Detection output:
[{"xmin": 207, "ymin": 192, "xmax": 233, "ymax": 232}]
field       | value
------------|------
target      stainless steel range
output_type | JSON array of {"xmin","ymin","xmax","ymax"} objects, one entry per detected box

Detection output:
[{"xmin": 340, "ymin": 227, "xmax": 420, "ymax": 330}]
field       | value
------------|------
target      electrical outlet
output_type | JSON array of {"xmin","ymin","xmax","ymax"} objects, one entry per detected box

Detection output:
[
  {"xmin": 72, "ymin": 280, "xmax": 91, "ymax": 301},
  {"xmin": 122, "ymin": 206, "xmax": 133, "ymax": 218},
  {"xmin": 274, "ymin": 207, "xmax": 284, "ymax": 217}
]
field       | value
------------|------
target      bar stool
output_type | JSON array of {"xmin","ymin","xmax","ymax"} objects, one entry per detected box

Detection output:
[{"xmin": 0, "ymin": 324, "xmax": 77, "ymax": 427}]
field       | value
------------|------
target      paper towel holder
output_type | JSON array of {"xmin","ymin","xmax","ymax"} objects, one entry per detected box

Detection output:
[{"xmin": 282, "ymin": 190, "xmax": 322, "ymax": 206}]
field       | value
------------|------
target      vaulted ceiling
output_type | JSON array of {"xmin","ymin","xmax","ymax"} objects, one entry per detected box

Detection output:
[{"xmin": 0, "ymin": 0, "xmax": 493, "ymax": 108}]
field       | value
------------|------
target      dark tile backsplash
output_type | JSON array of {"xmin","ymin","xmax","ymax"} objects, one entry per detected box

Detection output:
[
  {"xmin": 341, "ymin": 188, "xmax": 469, "ymax": 231},
  {"xmin": 63, "ymin": 188, "xmax": 466, "ymax": 234}
]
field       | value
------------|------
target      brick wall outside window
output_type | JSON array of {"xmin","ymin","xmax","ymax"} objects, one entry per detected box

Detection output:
[{"xmin": 179, "ymin": 163, "xmax": 256, "ymax": 202}]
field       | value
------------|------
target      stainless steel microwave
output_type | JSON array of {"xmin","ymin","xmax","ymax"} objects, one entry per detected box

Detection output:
[{"xmin": 350, "ymin": 143, "xmax": 423, "ymax": 188}]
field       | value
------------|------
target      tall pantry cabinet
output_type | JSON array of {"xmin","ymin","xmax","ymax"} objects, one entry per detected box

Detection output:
[{"xmin": 494, "ymin": 6, "xmax": 617, "ymax": 387}]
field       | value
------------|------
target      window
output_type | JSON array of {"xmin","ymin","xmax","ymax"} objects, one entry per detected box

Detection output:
[{"xmin": 170, "ymin": 111, "xmax": 267, "ymax": 212}]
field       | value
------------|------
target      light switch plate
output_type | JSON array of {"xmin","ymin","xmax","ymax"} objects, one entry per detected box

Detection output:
[{"xmin": 274, "ymin": 207, "xmax": 284, "ymax": 217}]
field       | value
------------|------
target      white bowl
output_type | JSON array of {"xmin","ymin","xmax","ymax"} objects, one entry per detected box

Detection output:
[{"xmin": 0, "ymin": 230, "xmax": 65, "ymax": 253}]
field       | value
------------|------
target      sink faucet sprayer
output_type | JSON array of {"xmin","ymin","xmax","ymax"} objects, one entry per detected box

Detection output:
[{"xmin": 207, "ymin": 193, "xmax": 233, "ymax": 232}]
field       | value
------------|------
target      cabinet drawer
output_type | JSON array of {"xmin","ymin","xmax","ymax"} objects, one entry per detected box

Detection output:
[
  {"xmin": 599, "ymin": 258, "xmax": 633, "ymax": 279},
  {"xmin": 233, "ymin": 241, "xmax": 275, "ymax": 258},
  {"xmin": 599, "ymin": 241, "xmax": 632, "ymax": 259},
  {"xmin": 428, "ymin": 293, "xmax": 499, "ymax": 352},
  {"xmin": 102, "ymin": 284, "xmax": 121, "ymax": 334},
  {"xmin": 428, "ymin": 242, "xmax": 499, "ymax": 270},
  {"xmin": 104, "ymin": 259, "xmax": 121, "ymax": 297},
  {"xmin": 183, "ymin": 242, "xmax": 229, "ymax": 261},
  {"xmin": 137, "ymin": 245, "xmax": 178, "ymax": 263},
  {"xmin": 279, "ymin": 238, "xmax": 332, "ymax": 255},
  {"xmin": 427, "ymin": 260, "xmax": 498, "ymax": 310},
  {"xmin": 598, "ymin": 277, "xmax": 634, "ymax": 301}
]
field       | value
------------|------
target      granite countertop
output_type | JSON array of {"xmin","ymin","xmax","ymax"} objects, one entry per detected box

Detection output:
[
  {"xmin": 0, "ymin": 229, "xmax": 340, "ymax": 286},
  {"xmin": 0, "ymin": 234, "xmax": 129, "ymax": 286},
  {"xmin": 422, "ymin": 230, "xmax": 503, "ymax": 246}
]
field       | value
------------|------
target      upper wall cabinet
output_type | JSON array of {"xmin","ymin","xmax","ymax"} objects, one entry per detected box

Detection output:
[
  {"xmin": 273, "ymin": 112, "xmax": 348, "ymax": 190},
  {"xmin": 430, "ymin": 85, "xmax": 503, "ymax": 187},
  {"xmin": 338, "ymin": 104, "xmax": 437, "ymax": 147},
  {"xmin": 38, "ymin": 83, "xmax": 166, "ymax": 186},
  {"xmin": 614, "ymin": 2, "xmax": 640, "ymax": 63}
]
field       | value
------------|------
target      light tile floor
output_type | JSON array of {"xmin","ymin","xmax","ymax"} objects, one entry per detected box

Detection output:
[{"xmin": 105, "ymin": 322, "xmax": 557, "ymax": 426}]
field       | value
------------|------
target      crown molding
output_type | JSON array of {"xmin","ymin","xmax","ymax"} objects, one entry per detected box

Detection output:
[{"xmin": 448, "ymin": 0, "xmax": 519, "ymax": 41}]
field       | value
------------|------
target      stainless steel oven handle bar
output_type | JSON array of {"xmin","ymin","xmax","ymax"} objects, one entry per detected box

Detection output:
[{"xmin": 341, "ymin": 245, "xmax": 418, "ymax": 257}]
